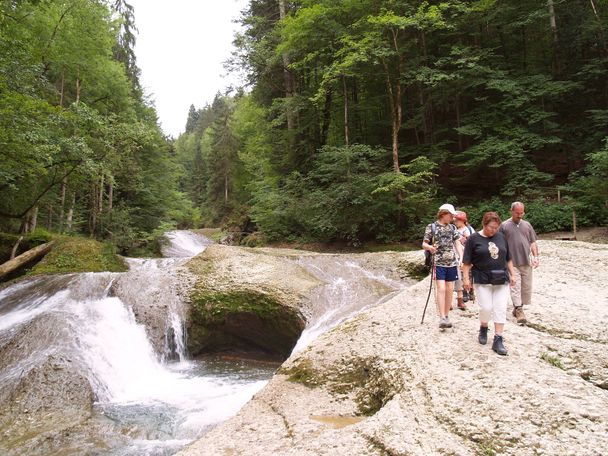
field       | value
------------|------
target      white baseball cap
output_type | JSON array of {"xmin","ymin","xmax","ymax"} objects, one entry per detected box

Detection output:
[{"xmin": 439, "ymin": 203, "xmax": 457, "ymax": 215}]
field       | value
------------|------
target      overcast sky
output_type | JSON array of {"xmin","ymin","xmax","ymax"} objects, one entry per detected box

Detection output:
[{"xmin": 129, "ymin": 0, "xmax": 248, "ymax": 137}]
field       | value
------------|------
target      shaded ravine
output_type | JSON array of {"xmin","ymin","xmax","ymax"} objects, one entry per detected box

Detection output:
[{"xmin": 0, "ymin": 233, "xmax": 413, "ymax": 455}]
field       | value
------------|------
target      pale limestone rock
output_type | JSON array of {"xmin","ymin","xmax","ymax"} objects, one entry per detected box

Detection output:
[{"xmin": 179, "ymin": 240, "xmax": 608, "ymax": 456}]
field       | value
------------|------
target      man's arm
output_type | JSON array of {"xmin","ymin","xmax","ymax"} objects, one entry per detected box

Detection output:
[
  {"xmin": 530, "ymin": 241, "xmax": 539, "ymax": 268},
  {"xmin": 507, "ymin": 259, "xmax": 517, "ymax": 286}
]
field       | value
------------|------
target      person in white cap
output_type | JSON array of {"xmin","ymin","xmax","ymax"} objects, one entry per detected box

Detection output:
[{"xmin": 422, "ymin": 203, "xmax": 463, "ymax": 328}]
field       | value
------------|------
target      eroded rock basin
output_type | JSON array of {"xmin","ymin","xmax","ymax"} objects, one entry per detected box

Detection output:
[
  {"xmin": 179, "ymin": 240, "xmax": 608, "ymax": 456},
  {"xmin": 0, "ymin": 236, "xmax": 419, "ymax": 455}
]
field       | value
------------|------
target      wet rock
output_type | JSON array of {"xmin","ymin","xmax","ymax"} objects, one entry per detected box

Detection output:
[
  {"xmin": 186, "ymin": 245, "xmax": 319, "ymax": 360},
  {"xmin": 178, "ymin": 240, "xmax": 608, "ymax": 456},
  {"xmin": 0, "ymin": 357, "xmax": 93, "ymax": 450}
]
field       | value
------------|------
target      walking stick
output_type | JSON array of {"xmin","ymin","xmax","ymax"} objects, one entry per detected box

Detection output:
[{"xmin": 421, "ymin": 253, "xmax": 435, "ymax": 324}]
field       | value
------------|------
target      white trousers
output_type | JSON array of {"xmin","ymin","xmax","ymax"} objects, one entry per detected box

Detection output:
[{"xmin": 474, "ymin": 284, "xmax": 509, "ymax": 324}]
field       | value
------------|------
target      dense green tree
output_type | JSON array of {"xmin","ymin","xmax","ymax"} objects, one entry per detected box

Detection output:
[{"xmin": 0, "ymin": 0, "xmax": 196, "ymax": 252}]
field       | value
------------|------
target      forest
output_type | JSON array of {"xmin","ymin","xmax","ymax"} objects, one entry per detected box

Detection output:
[{"xmin": 1, "ymin": 0, "xmax": 607, "ymax": 253}]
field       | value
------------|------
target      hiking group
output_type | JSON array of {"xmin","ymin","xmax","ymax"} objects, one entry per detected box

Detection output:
[{"xmin": 422, "ymin": 202, "xmax": 539, "ymax": 356}]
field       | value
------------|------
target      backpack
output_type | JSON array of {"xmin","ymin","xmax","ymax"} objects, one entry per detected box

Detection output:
[{"xmin": 424, "ymin": 222, "xmax": 457, "ymax": 268}]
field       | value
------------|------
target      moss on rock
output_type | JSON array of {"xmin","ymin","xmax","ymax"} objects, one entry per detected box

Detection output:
[
  {"xmin": 188, "ymin": 288, "xmax": 305, "ymax": 359},
  {"xmin": 397, "ymin": 258, "xmax": 429, "ymax": 281},
  {"xmin": 279, "ymin": 359, "xmax": 323, "ymax": 387},
  {"xmin": 29, "ymin": 236, "xmax": 127, "ymax": 275},
  {"xmin": 280, "ymin": 355, "xmax": 397, "ymax": 416}
]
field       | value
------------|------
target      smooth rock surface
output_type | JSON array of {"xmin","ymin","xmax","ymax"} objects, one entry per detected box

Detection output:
[{"xmin": 178, "ymin": 240, "xmax": 608, "ymax": 456}]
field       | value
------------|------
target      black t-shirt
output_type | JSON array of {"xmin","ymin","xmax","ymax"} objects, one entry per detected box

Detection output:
[{"xmin": 462, "ymin": 231, "xmax": 511, "ymax": 284}]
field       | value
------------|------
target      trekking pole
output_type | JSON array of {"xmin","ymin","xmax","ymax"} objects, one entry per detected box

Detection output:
[{"xmin": 421, "ymin": 253, "xmax": 435, "ymax": 324}]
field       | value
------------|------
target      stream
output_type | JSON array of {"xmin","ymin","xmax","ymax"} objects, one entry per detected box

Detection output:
[{"xmin": 0, "ymin": 231, "xmax": 407, "ymax": 455}]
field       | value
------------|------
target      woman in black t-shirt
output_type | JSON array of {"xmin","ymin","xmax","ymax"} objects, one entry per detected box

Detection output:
[{"xmin": 462, "ymin": 212, "xmax": 516, "ymax": 355}]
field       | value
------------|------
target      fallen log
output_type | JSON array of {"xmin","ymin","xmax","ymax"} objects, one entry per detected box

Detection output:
[{"xmin": 0, "ymin": 241, "xmax": 55, "ymax": 280}]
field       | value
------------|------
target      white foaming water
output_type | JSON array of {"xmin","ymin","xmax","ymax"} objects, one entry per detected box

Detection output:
[
  {"xmin": 292, "ymin": 257, "xmax": 406, "ymax": 353},
  {"xmin": 0, "ymin": 271, "xmax": 270, "ymax": 454},
  {"xmin": 68, "ymin": 294, "xmax": 267, "ymax": 423},
  {"xmin": 161, "ymin": 230, "xmax": 212, "ymax": 258},
  {"xmin": 0, "ymin": 231, "xmax": 276, "ymax": 454}
]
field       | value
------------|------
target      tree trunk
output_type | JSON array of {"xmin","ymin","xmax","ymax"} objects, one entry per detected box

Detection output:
[
  {"xmin": 10, "ymin": 236, "xmax": 24, "ymax": 260},
  {"xmin": 547, "ymin": 0, "xmax": 561, "ymax": 74},
  {"xmin": 108, "ymin": 181, "xmax": 113, "ymax": 213},
  {"xmin": 47, "ymin": 204, "xmax": 53, "ymax": 230},
  {"xmin": 455, "ymin": 95, "xmax": 463, "ymax": 152},
  {"xmin": 224, "ymin": 174, "xmax": 229, "ymax": 203},
  {"xmin": 352, "ymin": 79, "xmax": 362, "ymax": 143},
  {"xmin": 20, "ymin": 207, "xmax": 39, "ymax": 234},
  {"xmin": 343, "ymin": 76, "xmax": 349, "ymax": 146},
  {"xmin": 392, "ymin": 82, "xmax": 402, "ymax": 172},
  {"xmin": 59, "ymin": 71, "xmax": 65, "ymax": 107},
  {"xmin": 320, "ymin": 87, "xmax": 332, "ymax": 146},
  {"xmin": 419, "ymin": 30, "xmax": 434, "ymax": 144},
  {"xmin": 589, "ymin": 0, "xmax": 608, "ymax": 55},
  {"xmin": 384, "ymin": 28, "xmax": 404, "ymax": 173},
  {"xmin": 90, "ymin": 182, "xmax": 97, "ymax": 236},
  {"xmin": 59, "ymin": 176, "xmax": 67, "ymax": 233},
  {"xmin": 99, "ymin": 174, "xmax": 104, "ymax": 215},
  {"xmin": 278, "ymin": 0, "xmax": 295, "ymax": 137},
  {"xmin": 66, "ymin": 193, "xmax": 75, "ymax": 231},
  {"xmin": 418, "ymin": 84, "xmax": 428, "ymax": 144},
  {"xmin": 76, "ymin": 78, "xmax": 81, "ymax": 103},
  {"xmin": 30, "ymin": 206, "xmax": 38, "ymax": 233},
  {"xmin": 0, "ymin": 242, "xmax": 55, "ymax": 280}
]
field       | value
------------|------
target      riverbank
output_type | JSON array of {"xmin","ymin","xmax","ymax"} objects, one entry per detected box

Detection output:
[{"xmin": 178, "ymin": 239, "xmax": 608, "ymax": 456}]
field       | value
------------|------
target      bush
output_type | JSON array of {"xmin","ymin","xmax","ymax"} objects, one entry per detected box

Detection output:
[{"xmin": 458, "ymin": 198, "xmax": 575, "ymax": 233}]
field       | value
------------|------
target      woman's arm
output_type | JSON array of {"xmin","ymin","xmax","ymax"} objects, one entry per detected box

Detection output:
[
  {"xmin": 455, "ymin": 239, "xmax": 464, "ymax": 264},
  {"xmin": 462, "ymin": 263, "xmax": 472, "ymax": 291}
]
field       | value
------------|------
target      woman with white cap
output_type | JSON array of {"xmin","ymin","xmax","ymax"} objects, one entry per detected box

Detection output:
[{"xmin": 422, "ymin": 203, "xmax": 463, "ymax": 328}]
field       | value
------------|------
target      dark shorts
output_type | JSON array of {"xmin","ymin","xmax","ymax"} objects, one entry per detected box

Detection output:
[{"xmin": 435, "ymin": 266, "xmax": 458, "ymax": 282}]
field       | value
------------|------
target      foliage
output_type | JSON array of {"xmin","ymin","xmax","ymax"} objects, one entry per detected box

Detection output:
[
  {"xmin": 29, "ymin": 236, "xmax": 127, "ymax": 275},
  {"xmin": 207, "ymin": 0, "xmax": 608, "ymax": 242},
  {"xmin": 564, "ymin": 138, "xmax": 608, "ymax": 226},
  {"xmin": 4, "ymin": 0, "xmax": 608, "ymax": 248},
  {"xmin": 459, "ymin": 198, "xmax": 575, "ymax": 234},
  {"xmin": 0, "ymin": 0, "xmax": 197, "ymax": 248}
]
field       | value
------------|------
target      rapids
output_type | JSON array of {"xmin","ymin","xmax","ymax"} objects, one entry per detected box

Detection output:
[{"xmin": 0, "ymin": 231, "xmax": 409, "ymax": 455}]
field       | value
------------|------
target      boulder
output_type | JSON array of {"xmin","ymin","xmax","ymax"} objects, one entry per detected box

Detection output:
[{"xmin": 185, "ymin": 244, "xmax": 321, "ymax": 360}]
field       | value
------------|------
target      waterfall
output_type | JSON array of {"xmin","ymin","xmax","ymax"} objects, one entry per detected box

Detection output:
[
  {"xmin": 0, "ymin": 231, "xmax": 411, "ymax": 455},
  {"xmin": 160, "ymin": 230, "xmax": 212, "ymax": 258},
  {"xmin": 292, "ymin": 257, "xmax": 406, "ymax": 353},
  {"xmin": 0, "ymin": 231, "xmax": 273, "ymax": 455}
]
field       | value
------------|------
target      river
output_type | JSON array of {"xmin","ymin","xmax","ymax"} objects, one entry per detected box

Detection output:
[{"xmin": 0, "ymin": 231, "xmax": 407, "ymax": 455}]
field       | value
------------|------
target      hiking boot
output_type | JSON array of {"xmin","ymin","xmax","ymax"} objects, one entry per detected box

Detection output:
[
  {"xmin": 492, "ymin": 335, "xmax": 508, "ymax": 356},
  {"xmin": 439, "ymin": 316, "xmax": 453, "ymax": 329},
  {"xmin": 513, "ymin": 306, "xmax": 527, "ymax": 325},
  {"xmin": 478, "ymin": 326, "xmax": 489, "ymax": 345},
  {"xmin": 457, "ymin": 297, "xmax": 467, "ymax": 311},
  {"xmin": 462, "ymin": 290, "xmax": 470, "ymax": 303}
]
